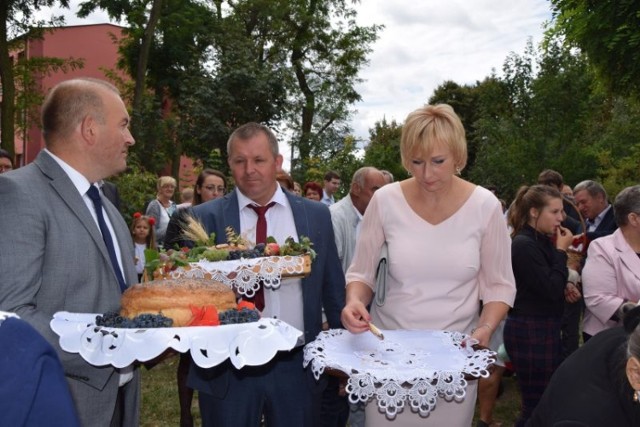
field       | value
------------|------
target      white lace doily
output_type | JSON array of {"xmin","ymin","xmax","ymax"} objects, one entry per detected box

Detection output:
[
  {"xmin": 164, "ymin": 255, "xmax": 309, "ymax": 297},
  {"xmin": 51, "ymin": 312, "xmax": 302, "ymax": 369},
  {"xmin": 303, "ymin": 329, "xmax": 495, "ymax": 419}
]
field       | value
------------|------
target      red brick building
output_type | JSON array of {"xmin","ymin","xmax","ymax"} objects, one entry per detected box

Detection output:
[
  {"xmin": 2, "ymin": 23, "xmax": 196, "ymax": 187},
  {"xmin": 5, "ymin": 23, "xmax": 126, "ymax": 165}
]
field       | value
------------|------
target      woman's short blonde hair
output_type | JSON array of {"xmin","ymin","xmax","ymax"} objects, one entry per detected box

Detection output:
[
  {"xmin": 400, "ymin": 104, "xmax": 467, "ymax": 172},
  {"xmin": 157, "ymin": 176, "xmax": 177, "ymax": 190}
]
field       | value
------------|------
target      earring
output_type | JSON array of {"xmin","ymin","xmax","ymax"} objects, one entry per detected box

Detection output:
[
  {"xmin": 455, "ymin": 166, "xmax": 461, "ymax": 175},
  {"xmin": 635, "ymin": 390, "xmax": 640, "ymax": 403}
]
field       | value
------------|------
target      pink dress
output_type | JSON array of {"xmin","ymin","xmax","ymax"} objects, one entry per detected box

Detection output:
[{"xmin": 346, "ymin": 183, "xmax": 515, "ymax": 426}]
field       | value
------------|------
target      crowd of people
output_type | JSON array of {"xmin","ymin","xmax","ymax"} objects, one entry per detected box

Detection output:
[{"xmin": 1, "ymin": 77, "xmax": 640, "ymax": 427}]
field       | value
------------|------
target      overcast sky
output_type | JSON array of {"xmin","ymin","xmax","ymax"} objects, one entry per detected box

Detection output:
[
  {"xmin": 351, "ymin": 0, "xmax": 552, "ymax": 141},
  {"xmin": 37, "ymin": 1, "xmax": 553, "ymax": 167}
]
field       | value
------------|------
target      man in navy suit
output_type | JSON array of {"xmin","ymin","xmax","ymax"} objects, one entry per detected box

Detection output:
[
  {"xmin": 188, "ymin": 122, "xmax": 346, "ymax": 427},
  {"xmin": 573, "ymin": 180, "xmax": 618, "ymax": 242},
  {"xmin": 570, "ymin": 180, "xmax": 619, "ymax": 345}
]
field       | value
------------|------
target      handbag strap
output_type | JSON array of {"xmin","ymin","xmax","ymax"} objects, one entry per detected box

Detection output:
[{"xmin": 374, "ymin": 243, "xmax": 388, "ymax": 306}]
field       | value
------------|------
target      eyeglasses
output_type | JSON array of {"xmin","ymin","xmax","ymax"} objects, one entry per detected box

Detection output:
[
  {"xmin": 0, "ymin": 165, "xmax": 12, "ymax": 172},
  {"xmin": 204, "ymin": 185, "xmax": 225, "ymax": 194}
]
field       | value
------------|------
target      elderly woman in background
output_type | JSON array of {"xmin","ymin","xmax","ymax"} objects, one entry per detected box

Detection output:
[
  {"xmin": 341, "ymin": 104, "xmax": 516, "ymax": 426},
  {"xmin": 582, "ymin": 185, "xmax": 640, "ymax": 338},
  {"xmin": 527, "ymin": 306, "xmax": 640, "ymax": 426},
  {"xmin": 145, "ymin": 175, "xmax": 177, "ymax": 247},
  {"xmin": 304, "ymin": 181, "xmax": 323, "ymax": 201}
]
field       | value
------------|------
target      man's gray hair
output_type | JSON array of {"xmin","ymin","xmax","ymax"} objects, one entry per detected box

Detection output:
[
  {"xmin": 351, "ymin": 166, "xmax": 379, "ymax": 188},
  {"xmin": 614, "ymin": 185, "xmax": 640, "ymax": 226},
  {"xmin": 573, "ymin": 180, "xmax": 608, "ymax": 200}
]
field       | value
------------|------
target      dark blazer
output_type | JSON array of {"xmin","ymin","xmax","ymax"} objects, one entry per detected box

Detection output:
[
  {"xmin": 586, "ymin": 206, "xmax": 618, "ymax": 242},
  {"xmin": 0, "ymin": 151, "xmax": 140, "ymax": 427},
  {"xmin": 527, "ymin": 327, "xmax": 640, "ymax": 426},
  {"xmin": 163, "ymin": 207, "xmax": 194, "ymax": 250},
  {"xmin": 101, "ymin": 180, "xmax": 122, "ymax": 212},
  {"xmin": 0, "ymin": 316, "xmax": 80, "ymax": 427},
  {"xmin": 190, "ymin": 188, "xmax": 345, "ymax": 343}
]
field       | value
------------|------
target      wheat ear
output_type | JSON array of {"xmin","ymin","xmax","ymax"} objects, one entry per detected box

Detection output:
[{"xmin": 181, "ymin": 215, "xmax": 210, "ymax": 245}]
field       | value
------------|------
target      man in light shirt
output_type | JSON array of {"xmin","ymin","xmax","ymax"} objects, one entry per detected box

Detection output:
[
  {"xmin": 321, "ymin": 170, "xmax": 341, "ymax": 205},
  {"xmin": 330, "ymin": 167, "xmax": 387, "ymax": 273}
]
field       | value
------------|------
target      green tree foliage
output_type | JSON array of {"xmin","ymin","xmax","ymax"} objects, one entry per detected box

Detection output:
[
  {"xmin": 429, "ymin": 80, "xmax": 481, "ymax": 176},
  {"xmin": 466, "ymin": 32, "xmax": 640, "ymax": 202},
  {"xmin": 76, "ymin": 0, "xmax": 377, "ymax": 182},
  {"xmin": 0, "ymin": 0, "xmax": 69, "ymax": 159},
  {"xmin": 111, "ymin": 161, "xmax": 159, "ymax": 220},
  {"xmin": 363, "ymin": 118, "xmax": 407, "ymax": 181},
  {"xmin": 79, "ymin": 0, "xmax": 216, "ymax": 176},
  {"xmin": 470, "ymin": 38, "xmax": 603, "ymax": 200},
  {"xmin": 264, "ymin": 0, "xmax": 381, "ymax": 178},
  {"xmin": 550, "ymin": 0, "xmax": 640, "ymax": 97},
  {"xmin": 305, "ymin": 135, "xmax": 363, "ymax": 199},
  {"xmin": 596, "ymin": 97, "xmax": 640, "ymax": 197}
]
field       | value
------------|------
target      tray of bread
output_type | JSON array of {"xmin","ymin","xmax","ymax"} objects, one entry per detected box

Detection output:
[
  {"xmin": 303, "ymin": 329, "xmax": 495, "ymax": 419},
  {"xmin": 147, "ymin": 224, "xmax": 314, "ymax": 297},
  {"xmin": 51, "ymin": 278, "xmax": 303, "ymax": 369}
]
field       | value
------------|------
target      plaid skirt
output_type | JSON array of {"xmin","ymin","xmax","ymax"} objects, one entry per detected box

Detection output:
[{"xmin": 504, "ymin": 314, "xmax": 563, "ymax": 425}]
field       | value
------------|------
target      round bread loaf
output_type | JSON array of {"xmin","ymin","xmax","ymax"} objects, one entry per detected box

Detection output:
[{"xmin": 120, "ymin": 278, "xmax": 236, "ymax": 326}]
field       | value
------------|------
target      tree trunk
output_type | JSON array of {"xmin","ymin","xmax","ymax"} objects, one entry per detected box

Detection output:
[
  {"xmin": 132, "ymin": 0, "xmax": 164, "ymax": 139},
  {"xmin": 0, "ymin": 3, "xmax": 16, "ymax": 161},
  {"xmin": 288, "ymin": 0, "xmax": 317, "ymax": 175}
]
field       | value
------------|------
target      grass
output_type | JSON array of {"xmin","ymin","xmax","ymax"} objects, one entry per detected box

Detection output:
[
  {"xmin": 140, "ymin": 356, "xmax": 201, "ymax": 427},
  {"xmin": 140, "ymin": 356, "xmax": 521, "ymax": 426},
  {"xmin": 476, "ymin": 373, "xmax": 521, "ymax": 426}
]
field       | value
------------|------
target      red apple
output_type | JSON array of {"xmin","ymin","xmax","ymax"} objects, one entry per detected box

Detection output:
[{"xmin": 265, "ymin": 242, "xmax": 280, "ymax": 256}]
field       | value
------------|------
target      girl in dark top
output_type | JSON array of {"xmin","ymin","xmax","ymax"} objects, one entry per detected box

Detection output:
[{"xmin": 505, "ymin": 184, "xmax": 574, "ymax": 427}]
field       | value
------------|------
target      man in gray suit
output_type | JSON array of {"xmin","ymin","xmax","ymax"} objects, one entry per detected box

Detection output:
[{"xmin": 0, "ymin": 78, "xmax": 139, "ymax": 426}]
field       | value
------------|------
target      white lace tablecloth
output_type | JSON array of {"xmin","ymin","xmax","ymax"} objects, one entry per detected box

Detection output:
[
  {"xmin": 164, "ymin": 255, "xmax": 309, "ymax": 297},
  {"xmin": 51, "ymin": 311, "xmax": 302, "ymax": 369},
  {"xmin": 303, "ymin": 329, "xmax": 495, "ymax": 419}
]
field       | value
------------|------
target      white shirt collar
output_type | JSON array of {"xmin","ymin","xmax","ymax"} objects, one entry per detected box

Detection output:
[
  {"xmin": 593, "ymin": 204, "xmax": 612, "ymax": 226},
  {"xmin": 321, "ymin": 190, "xmax": 335, "ymax": 205},
  {"xmin": 236, "ymin": 184, "xmax": 289, "ymax": 210},
  {"xmin": 44, "ymin": 148, "xmax": 92, "ymax": 195}
]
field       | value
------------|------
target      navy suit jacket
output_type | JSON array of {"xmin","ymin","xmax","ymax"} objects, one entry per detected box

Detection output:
[
  {"xmin": 586, "ymin": 206, "xmax": 618, "ymax": 242},
  {"xmin": 191, "ymin": 188, "xmax": 345, "ymax": 343},
  {"xmin": 0, "ymin": 317, "xmax": 80, "ymax": 427}
]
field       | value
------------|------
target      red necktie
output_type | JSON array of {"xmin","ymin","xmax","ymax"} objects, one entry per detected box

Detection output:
[{"xmin": 247, "ymin": 202, "xmax": 276, "ymax": 310}]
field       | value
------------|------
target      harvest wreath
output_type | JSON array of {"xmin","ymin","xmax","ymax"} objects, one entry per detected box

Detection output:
[{"xmin": 143, "ymin": 216, "xmax": 315, "ymax": 290}]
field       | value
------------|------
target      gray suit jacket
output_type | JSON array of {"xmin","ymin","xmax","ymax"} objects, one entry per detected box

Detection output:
[{"xmin": 0, "ymin": 151, "xmax": 140, "ymax": 427}]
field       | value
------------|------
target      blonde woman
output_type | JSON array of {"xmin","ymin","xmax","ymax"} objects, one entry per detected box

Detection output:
[
  {"xmin": 145, "ymin": 175, "xmax": 177, "ymax": 247},
  {"xmin": 341, "ymin": 104, "xmax": 516, "ymax": 426}
]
